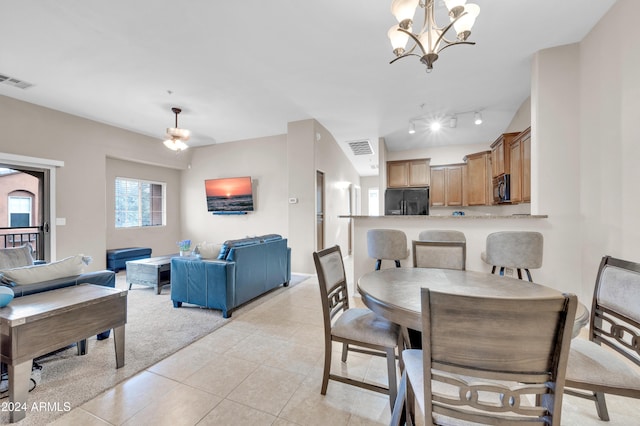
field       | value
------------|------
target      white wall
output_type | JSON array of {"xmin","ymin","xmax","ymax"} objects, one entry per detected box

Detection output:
[
  {"xmin": 0, "ymin": 96, "xmax": 188, "ymax": 270},
  {"xmin": 106, "ymin": 158, "xmax": 182, "ymax": 256},
  {"xmin": 577, "ymin": 0, "xmax": 640, "ymax": 293},
  {"xmin": 180, "ymin": 135, "xmax": 289, "ymax": 248}
]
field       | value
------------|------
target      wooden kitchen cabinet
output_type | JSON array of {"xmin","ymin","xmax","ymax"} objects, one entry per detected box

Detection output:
[
  {"xmin": 510, "ymin": 127, "xmax": 531, "ymax": 203},
  {"xmin": 387, "ymin": 158, "xmax": 430, "ymax": 188},
  {"xmin": 430, "ymin": 164, "xmax": 464, "ymax": 206},
  {"xmin": 464, "ymin": 151, "xmax": 492, "ymax": 206},
  {"xmin": 490, "ymin": 132, "xmax": 519, "ymax": 178}
]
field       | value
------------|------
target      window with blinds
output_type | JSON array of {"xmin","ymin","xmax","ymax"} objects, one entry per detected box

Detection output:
[{"xmin": 115, "ymin": 177, "xmax": 165, "ymax": 228}]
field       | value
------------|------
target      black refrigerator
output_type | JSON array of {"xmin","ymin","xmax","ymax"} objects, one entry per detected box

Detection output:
[{"xmin": 384, "ymin": 188, "xmax": 429, "ymax": 215}]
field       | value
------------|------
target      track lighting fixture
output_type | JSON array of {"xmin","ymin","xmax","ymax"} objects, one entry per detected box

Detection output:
[{"xmin": 474, "ymin": 111, "xmax": 483, "ymax": 125}]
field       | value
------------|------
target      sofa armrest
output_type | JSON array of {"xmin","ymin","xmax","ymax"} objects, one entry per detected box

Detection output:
[{"xmin": 171, "ymin": 257, "xmax": 236, "ymax": 315}]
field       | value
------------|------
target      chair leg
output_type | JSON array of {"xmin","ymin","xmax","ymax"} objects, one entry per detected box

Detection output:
[
  {"xmin": 341, "ymin": 343, "xmax": 349, "ymax": 362},
  {"xmin": 395, "ymin": 260, "xmax": 401, "ymax": 268},
  {"xmin": 390, "ymin": 370, "xmax": 407, "ymax": 426},
  {"xmin": 375, "ymin": 259, "xmax": 382, "ymax": 270},
  {"xmin": 525, "ymin": 268, "xmax": 533, "ymax": 282},
  {"xmin": 321, "ymin": 340, "xmax": 332, "ymax": 395},
  {"xmin": 386, "ymin": 347, "xmax": 398, "ymax": 412},
  {"xmin": 594, "ymin": 391, "xmax": 610, "ymax": 421}
]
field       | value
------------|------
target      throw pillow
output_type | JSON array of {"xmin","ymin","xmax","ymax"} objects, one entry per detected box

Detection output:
[
  {"xmin": 197, "ymin": 242, "xmax": 222, "ymax": 259},
  {"xmin": 0, "ymin": 245, "xmax": 34, "ymax": 269},
  {"xmin": 1, "ymin": 255, "xmax": 87, "ymax": 286}
]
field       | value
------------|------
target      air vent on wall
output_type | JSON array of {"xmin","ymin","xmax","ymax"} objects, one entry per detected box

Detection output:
[
  {"xmin": 347, "ymin": 140, "xmax": 374, "ymax": 156},
  {"xmin": 0, "ymin": 72, "xmax": 34, "ymax": 89}
]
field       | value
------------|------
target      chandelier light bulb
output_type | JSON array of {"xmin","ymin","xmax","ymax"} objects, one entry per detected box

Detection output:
[
  {"xmin": 391, "ymin": 0, "xmax": 419, "ymax": 27},
  {"xmin": 453, "ymin": 3, "xmax": 480, "ymax": 41},
  {"xmin": 388, "ymin": 24, "xmax": 410, "ymax": 55}
]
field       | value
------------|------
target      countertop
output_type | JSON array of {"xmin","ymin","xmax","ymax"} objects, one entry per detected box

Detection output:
[{"xmin": 340, "ymin": 214, "xmax": 548, "ymax": 219}]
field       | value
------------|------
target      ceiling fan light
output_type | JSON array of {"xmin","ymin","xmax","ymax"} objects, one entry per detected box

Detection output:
[
  {"xmin": 174, "ymin": 140, "xmax": 188, "ymax": 151},
  {"xmin": 163, "ymin": 139, "xmax": 179, "ymax": 151}
]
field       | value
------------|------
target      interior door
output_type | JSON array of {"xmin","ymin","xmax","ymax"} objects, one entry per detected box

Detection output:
[{"xmin": 316, "ymin": 170, "xmax": 325, "ymax": 251}]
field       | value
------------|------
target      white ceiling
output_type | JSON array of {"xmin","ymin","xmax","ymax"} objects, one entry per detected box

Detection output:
[{"xmin": 0, "ymin": 1, "xmax": 616, "ymax": 176}]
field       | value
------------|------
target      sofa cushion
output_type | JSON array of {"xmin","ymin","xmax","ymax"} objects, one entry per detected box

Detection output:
[
  {"xmin": 1, "ymin": 255, "xmax": 88, "ymax": 286},
  {"xmin": 197, "ymin": 242, "xmax": 222, "ymax": 259},
  {"xmin": 0, "ymin": 245, "xmax": 34, "ymax": 269}
]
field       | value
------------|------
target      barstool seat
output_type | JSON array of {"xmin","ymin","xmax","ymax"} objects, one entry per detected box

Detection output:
[
  {"xmin": 367, "ymin": 229, "xmax": 408, "ymax": 271},
  {"xmin": 481, "ymin": 231, "xmax": 543, "ymax": 281}
]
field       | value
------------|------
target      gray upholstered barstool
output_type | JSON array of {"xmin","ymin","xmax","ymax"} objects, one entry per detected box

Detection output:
[
  {"xmin": 367, "ymin": 229, "xmax": 408, "ymax": 271},
  {"xmin": 481, "ymin": 231, "xmax": 543, "ymax": 282}
]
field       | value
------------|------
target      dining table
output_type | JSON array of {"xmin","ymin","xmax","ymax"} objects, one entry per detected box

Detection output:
[{"xmin": 357, "ymin": 267, "xmax": 589, "ymax": 338}]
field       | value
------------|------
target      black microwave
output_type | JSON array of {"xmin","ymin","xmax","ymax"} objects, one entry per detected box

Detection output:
[{"xmin": 493, "ymin": 174, "xmax": 511, "ymax": 204}]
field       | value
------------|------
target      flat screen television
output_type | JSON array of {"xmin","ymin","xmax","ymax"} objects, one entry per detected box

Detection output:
[{"xmin": 205, "ymin": 176, "xmax": 254, "ymax": 213}]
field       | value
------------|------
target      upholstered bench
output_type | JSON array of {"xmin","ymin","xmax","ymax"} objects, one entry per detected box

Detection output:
[{"xmin": 106, "ymin": 247, "xmax": 152, "ymax": 272}]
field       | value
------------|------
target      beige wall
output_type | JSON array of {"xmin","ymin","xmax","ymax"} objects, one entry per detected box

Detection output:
[
  {"xmin": 0, "ymin": 96, "xmax": 189, "ymax": 270},
  {"xmin": 106, "ymin": 158, "xmax": 182, "ymax": 256},
  {"xmin": 180, "ymin": 135, "xmax": 289, "ymax": 248},
  {"xmin": 577, "ymin": 0, "xmax": 640, "ymax": 296}
]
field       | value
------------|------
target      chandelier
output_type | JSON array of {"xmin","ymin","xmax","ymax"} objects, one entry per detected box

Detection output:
[
  {"xmin": 388, "ymin": 0, "xmax": 480, "ymax": 72},
  {"xmin": 163, "ymin": 107, "xmax": 190, "ymax": 151}
]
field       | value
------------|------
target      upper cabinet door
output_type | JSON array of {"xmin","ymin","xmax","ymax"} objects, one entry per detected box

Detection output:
[
  {"xmin": 490, "ymin": 132, "xmax": 519, "ymax": 178},
  {"xmin": 387, "ymin": 159, "xmax": 430, "ymax": 188}
]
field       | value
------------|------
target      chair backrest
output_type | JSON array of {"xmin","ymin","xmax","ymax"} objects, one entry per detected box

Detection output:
[
  {"xmin": 412, "ymin": 240, "xmax": 466, "ymax": 270},
  {"xmin": 418, "ymin": 230, "xmax": 466, "ymax": 243},
  {"xmin": 484, "ymin": 231, "xmax": 543, "ymax": 269},
  {"xmin": 366, "ymin": 229, "xmax": 408, "ymax": 260},
  {"xmin": 589, "ymin": 255, "xmax": 640, "ymax": 367},
  {"xmin": 421, "ymin": 287, "xmax": 577, "ymax": 425},
  {"xmin": 313, "ymin": 245, "xmax": 350, "ymax": 333}
]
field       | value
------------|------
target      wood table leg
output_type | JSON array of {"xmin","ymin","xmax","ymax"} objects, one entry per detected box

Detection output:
[
  {"xmin": 8, "ymin": 360, "xmax": 32, "ymax": 422},
  {"xmin": 114, "ymin": 324, "xmax": 125, "ymax": 368}
]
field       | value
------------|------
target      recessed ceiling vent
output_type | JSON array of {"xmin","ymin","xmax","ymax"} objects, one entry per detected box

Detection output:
[
  {"xmin": 0, "ymin": 73, "xmax": 34, "ymax": 89},
  {"xmin": 347, "ymin": 140, "xmax": 374, "ymax": 156}
]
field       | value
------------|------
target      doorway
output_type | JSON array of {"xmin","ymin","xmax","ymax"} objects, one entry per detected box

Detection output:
[
  {"xmin": 0, "ymin": 166, "xmax": 50, "ymax": 261},
  {"xmin": 316, "ymin": 170, "xmax": 325, "ymax": 252}
]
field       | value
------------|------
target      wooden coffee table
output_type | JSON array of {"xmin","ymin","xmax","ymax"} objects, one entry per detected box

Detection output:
[
  {"xmin": 126, "ymin": 254, "xmax": 177, "ymax": 294},
  {"xmin": 0, "ymin": 284, "xmax": 127, "ymax": 422}
]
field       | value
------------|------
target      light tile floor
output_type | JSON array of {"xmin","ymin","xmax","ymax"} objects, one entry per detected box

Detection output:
[{"xmin": 51, "ymin": 258, "xmax": 640, "ymax": 426}]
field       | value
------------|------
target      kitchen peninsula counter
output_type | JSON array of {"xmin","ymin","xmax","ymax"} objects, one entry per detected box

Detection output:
[
  {"xmin": 340, "ymin": 214, "xmax": 548, "ymax": 220},
  {"xmin": 346, "ymin": 214, "xmax": 552, "ymax": 292}
]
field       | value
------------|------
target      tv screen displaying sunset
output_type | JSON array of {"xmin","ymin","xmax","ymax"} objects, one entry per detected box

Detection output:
[{"xmin": 205, "ymin": 176, "xmax": 254, "ymax": 212}]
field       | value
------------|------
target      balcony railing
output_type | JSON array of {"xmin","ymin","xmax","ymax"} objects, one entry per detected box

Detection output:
[{"xmin": 0, "ymin": 227, "xmax": 43, "ymax": 261}]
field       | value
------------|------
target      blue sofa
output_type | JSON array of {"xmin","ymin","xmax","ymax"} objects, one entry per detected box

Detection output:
[
  {"xmin": 0, "ymin": 245, "xmax": 116, "ymax": 340},
  {"xmin": 170, "ymin": 234, "xmax": 291, "ymax": 318}
]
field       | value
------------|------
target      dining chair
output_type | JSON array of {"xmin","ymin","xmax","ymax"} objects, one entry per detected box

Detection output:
[
  {"xmin": 391, "ymin": 287, "xmax": 577, "ymax": 426},
  {"xmin": 417, "ymin": 229, "xmax": 466, "ymax": 243},
  {"xmin": 414, "ymin": 230, "xmax": 466, "ymax": 270},
  {"xmin": 481, "ymin": 231, "xmax": 543, "ymax": 281},
  {"xmin": 412, "ymin": 240, "xmax": 466, "ymax": 270},
  {"xmin": 367, "ymin": 229, "xmax": 409, "ymax": 270},
  {"xmin": 564, "ymin": 255, "xmax": 640, "ymax": 421},
  {"xmin": 313, "ymin": 245, "xmax": 402, "ymax": 410}
]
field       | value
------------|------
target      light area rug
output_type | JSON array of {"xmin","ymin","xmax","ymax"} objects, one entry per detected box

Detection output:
[{"xmin": 0, "ymin": 272, "xmax": 310, "ymax": 425}]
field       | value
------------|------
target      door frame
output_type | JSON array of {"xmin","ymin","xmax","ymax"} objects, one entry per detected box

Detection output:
[{"xmin": 0, "ymin": 152, "xmax": 63, "ymax": 261}]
